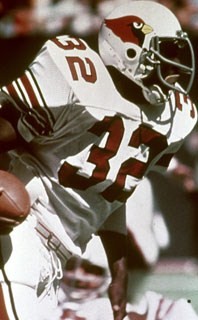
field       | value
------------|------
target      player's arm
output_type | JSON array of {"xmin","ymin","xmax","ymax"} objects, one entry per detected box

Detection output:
[
  {"xmin": 99, "ymin": 230, "xmax": 128, "ymax": 320},
  {"xmin": 0, "ymin": 93, "xmax": 23, "ymax": 153},
  {"xmin": 98, "ymin": 205, "xmax": 128, "ymax": 320}
]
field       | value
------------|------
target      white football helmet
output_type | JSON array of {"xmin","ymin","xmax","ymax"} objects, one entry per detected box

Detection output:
[{"xmin": 98, "ymin": 1, "xmax": 195, "ymax": 105}]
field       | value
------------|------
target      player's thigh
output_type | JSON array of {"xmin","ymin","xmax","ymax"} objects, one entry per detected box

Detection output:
[
  {"xmin": 0, "ymin": 280, "xmax": 60, "ymax": 320},
  {"xmin": 0, "ymin": 281, "xmax": 39, "ymax": 320},
  {"xmin": 0, "ymin": 215, "xmax": 43, "ymax": 286},
  {"xmin": 0, "ymin": 216, "xmax": 59, "ymax": 319}
]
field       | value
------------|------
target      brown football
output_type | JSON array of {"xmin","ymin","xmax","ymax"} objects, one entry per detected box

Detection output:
[{"xmin": 0, "ymin": 170, "xmax": 30, "ymax": 232}]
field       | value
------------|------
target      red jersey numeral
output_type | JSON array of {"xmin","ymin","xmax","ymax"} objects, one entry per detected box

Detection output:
[
  {"xmin": 101, "ymin": 124, "xmax": 168, "ymax": 202},
  {"xmin": 66, "ymin": 56, "xmax": 97, "ymax": 83},
  {"xmin": 175, "ymin": 91, "xmax": 196, "ymax": 118},
  {"xmin": 51, "ymin": 37, "xmax": 86, "ymax": 50},
  {"xmin": 58, "ymin": 116, "xmax": 123, "ymax": 190}
]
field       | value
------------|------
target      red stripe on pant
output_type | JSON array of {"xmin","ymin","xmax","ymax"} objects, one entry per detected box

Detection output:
[{"xmin": 0, "ymin": 285, "xmax": 10, "ymax": 320}]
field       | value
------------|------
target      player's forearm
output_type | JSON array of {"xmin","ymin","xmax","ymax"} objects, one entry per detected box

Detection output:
[
  {"xmin": 0, "ymin": 95, "xmax": 22, "ymax": 153},
  {"xmin": 0, "ymin": 117, "xmax": 19, "ymax": 153},
  {"xmin": 99, "ymin": 231, "xmax": 128, "ymax": 319}
]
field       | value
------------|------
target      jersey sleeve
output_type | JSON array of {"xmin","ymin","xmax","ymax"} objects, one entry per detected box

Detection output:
[
  {"xmin": 150, "ymin": 139, "xmax": 184, "ymax": 174},
  {"xmin": 0, "ymin": 38, "xmax": 74, "ymax": 142}
]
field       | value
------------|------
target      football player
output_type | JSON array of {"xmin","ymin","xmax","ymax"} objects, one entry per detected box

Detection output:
[{"xmin": 0, "ymin": 1, "xmax": 197, "ymax": 319}]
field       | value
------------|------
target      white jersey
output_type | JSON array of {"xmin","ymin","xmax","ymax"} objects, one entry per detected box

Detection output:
[{"xmin": 1, "ymin": 35, "xmax": 197, "ymax": 250}]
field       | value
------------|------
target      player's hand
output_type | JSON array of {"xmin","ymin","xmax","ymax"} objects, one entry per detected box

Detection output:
[{"xmin": 108, "ymin": 257, "xmax": 128, "ymax": 320}]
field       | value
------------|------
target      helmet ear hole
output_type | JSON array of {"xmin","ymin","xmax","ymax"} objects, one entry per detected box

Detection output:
[{"xmin": 126, "ymin": 48, "xmax": 137, "ymax": 59}]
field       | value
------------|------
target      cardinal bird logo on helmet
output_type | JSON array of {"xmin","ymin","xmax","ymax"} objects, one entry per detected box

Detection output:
[{"xmin": 105, "ymin": 16, "xmax": 153, "ymax": 47}]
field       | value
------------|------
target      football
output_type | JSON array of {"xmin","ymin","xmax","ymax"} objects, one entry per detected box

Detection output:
[{"xmin": 0, "ymin": 170, "xmax": 30, "ymax": 233}]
